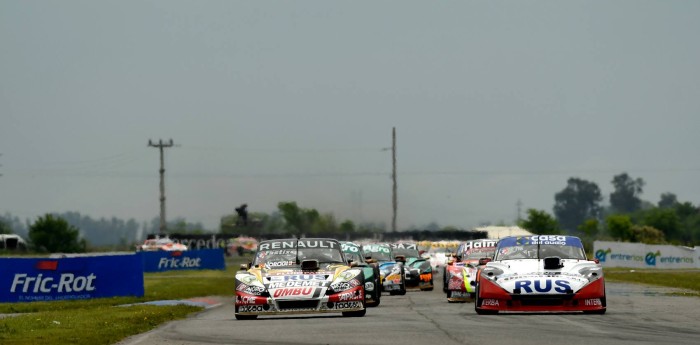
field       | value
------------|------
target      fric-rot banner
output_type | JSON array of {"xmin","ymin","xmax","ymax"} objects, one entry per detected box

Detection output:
[{"xmin": 0, "ymin": 254, "xmax": 144, "ymax": 303}]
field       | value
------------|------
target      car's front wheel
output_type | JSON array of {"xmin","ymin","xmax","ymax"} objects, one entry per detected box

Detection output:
[
  {"xmin": 474, "ymin": 286, "xmax": 497, "ymax": 315},
  {"xmin": 342, "ymin": 305, "xmax": 367, "ymax": 317},
  {"xmin": 235, "ymin": 314, "xmax": 258, "ymax": 320},
  {"xmin": 366, "ymin": 284, "xmax": 381, "ymax": 307}
]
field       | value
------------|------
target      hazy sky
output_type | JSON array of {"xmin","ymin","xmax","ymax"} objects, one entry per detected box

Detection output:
[{"xmin": 1, "ymin": 1, "xmax": 699, "ymax": 231}]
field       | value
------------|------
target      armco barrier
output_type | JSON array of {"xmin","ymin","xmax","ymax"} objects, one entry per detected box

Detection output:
[
  {"xmin": 0, "ymin": 254, "xmax": 144, "ymax": 303},
  {"xmin": 594, "ymin": 241, "xmax": 699, "ymax": 269},
  {"xmin": 140, "ymin": 248, "xmax": 225, "ymax": 273}
]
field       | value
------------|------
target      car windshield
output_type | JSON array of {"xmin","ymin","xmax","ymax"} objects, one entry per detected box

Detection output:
[
  {"xmin": 363, "ymin": 245, "xmax": 392, "ymax": 261},
  {"xmin": 494, "ymin": 236, "xmax": 586, "ymax": 261},
  {"xmin": 253, "ymin": 239, "xmax": 345, "ymax": 268},
  {"xmin": 344, "ymin": 251, "xmax": 364, "ymax": 263},
  {"xmin": 393, "ymin": 248, "xmax": 420, "ymax": 258},
  {"xmin": 341, "ymin": 242, "xmax": 365, "ymax": 263}
]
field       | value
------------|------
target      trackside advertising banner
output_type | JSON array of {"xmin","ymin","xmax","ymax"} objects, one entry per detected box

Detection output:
[
  {"xmin": 0, "ymin": 254, "xmax": 144, "ymax": 303},
  {"xmin": 140, "ymin": 249, "xmax": 225, "ymax": 273},
  {"xmin": 594, "ymin": 241, "xmax": 698, "ymax": 269}
]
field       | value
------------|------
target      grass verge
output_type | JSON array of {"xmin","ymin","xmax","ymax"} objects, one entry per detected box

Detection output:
[
  {"xmin": 0, "ymin": 255, "xmax": 250, "ymax": 345},
  {"xmin": 604, "ymin": 268, "xmax": 700, "ymax": 295}
]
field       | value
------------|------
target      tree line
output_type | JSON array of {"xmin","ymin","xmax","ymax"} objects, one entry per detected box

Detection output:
[
  {"xmin": 3, "ymin": 171, "xmax": 699, "ymax": 252},
  {"xmin": 520, "ymin": 172, "xmax": 700, "ymax": 247}
]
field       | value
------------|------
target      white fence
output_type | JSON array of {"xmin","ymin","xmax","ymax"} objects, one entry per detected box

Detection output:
[{"xmin": 593, "ymin": 241, "xmax": 699, "ymax": 269}]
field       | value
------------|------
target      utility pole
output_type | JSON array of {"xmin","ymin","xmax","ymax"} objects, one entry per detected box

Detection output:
[
  {"xmin": 392, "ymin": 127, "xmax": 397, "ymax": 232},
  {"xmin": 148, "ymin": 139, "xmax": 174, "ymax": 236},
  {"xmin": 0, "ymin": 153, "xmax": 3, "ymax": 177},
  {"xmin": 516, "ymin": 199, "xmax": 523, "ymax": 223}
]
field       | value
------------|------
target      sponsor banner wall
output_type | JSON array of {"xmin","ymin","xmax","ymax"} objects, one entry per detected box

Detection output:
[
  {"xmin": 140, "ymin": 248, "xmax": 225, "ymax": 273},
  {"xmin": 594, "ymin": 241, "xmax": 698, "ymax": 269},
  {"xmin": 0, "ymin": 254, "xmax": 144, "ymax": 303}
]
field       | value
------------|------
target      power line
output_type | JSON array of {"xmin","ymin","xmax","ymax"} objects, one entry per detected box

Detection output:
[
  {"xmin": 6, "ymin": 167, "xmax": 700, "ymax": 179},
  {"xmin": 179, "ymin": 146, "xmax": 387, "ymax": 153}
]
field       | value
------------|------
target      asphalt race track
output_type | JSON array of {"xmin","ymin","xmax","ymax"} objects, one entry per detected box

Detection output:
[{"xmin": 118, "ymin": 281, "xmax": 700, "ymax": 345}]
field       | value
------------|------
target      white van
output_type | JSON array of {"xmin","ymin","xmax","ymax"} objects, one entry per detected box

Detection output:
[{"xmin": 0, "ymin": 234, "xmax": 27, "ymax": 250}]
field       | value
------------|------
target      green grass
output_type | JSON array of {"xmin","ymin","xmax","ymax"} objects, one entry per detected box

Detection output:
[
  {"xmin": 0, "ymin": 255, "xmax": 250, "ymax": 345},
  {"xmin": 0, "ymin": 305, "xmax": 201, "ymax": 345},
  {"xmin": 604, "ymin": 268, "xmax": 700, "ymax": 296}
]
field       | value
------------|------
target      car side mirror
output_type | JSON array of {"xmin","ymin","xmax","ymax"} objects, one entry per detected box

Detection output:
[
  {"xmin": 478, "ymin": 258, "xmax": 491, "ymax": 266},
  {"xmin": 395, "ymin": 255, "xmax": 406, "ymax": 263},
  {"xmin": 239, "ymin": 263, "xmax": 250, "ymax": 271}
]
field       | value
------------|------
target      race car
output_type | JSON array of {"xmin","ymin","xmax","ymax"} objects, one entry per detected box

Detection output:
[
  {"xmin": 391, "ymin": 242, "xmax": 433, "ymax": 291},
  {"xmin": 234, "ymin": 238, "xmax": 366, "ymax": 320},
  {"xmin": 474, "ymin": 235, "xmax": 606, "ymax": 314},
  {"xmin": 444, "ymin": 239, "xmax": 497, "ymax": 302},
  {"xmin": 341, "ymin": 241, "xmax": 381, "ymax": 307},
  {"xmin": 423, "ymin": 243, "xmax": 457, "ymax": 270},
  {"xmin": 137, "ymin": 237, "xmax": 188, "ymax": 252},
  {"xmin": 363, "ymin": 243, "xmax": 406, "ymax": 295}
]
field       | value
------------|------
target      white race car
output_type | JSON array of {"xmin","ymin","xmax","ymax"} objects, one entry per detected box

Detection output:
[
  {"xmin": 424, "ymin": 246, "xmax": 452, "ymax": 270},
  {"xmin": 475, "ymin": 235, "xmax": 606, "ymax": 314},
  {"xmin": 137, "ymin": 237, "xmax": 188, "ymax": 251}
]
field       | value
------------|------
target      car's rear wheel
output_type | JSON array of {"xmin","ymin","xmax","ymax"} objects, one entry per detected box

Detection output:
[
  {"xmin": 397, "ymin": 273, "xmax": 407, "ymax": 295},
  {"xmin": 442, "ymin": 267, "xmax": 449, "ymax": 293}
]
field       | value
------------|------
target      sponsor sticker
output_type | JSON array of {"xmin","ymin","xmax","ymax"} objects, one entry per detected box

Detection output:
[
  {"xmin": 268, "ymin": 274, "xmax": 327, "ymax": 282},
  {"xmin": 157, "ymin": 257, "xmax": 202, "ymax": 269},
  {"xmin": 265, "ymin": 261, "xmax": 295, "ymax": 268},
  {"xmin": 341, "ymin": 243, "xmax": 361, "ymax": 253},
  {"xmin": 11, "ymin": 273, "xmax": 97, "ymax": 294},
  {"xmin": 584, "ymin": 298, "xmax": 602, "ymax": 306},
  {"xmin": 387, "ymin": 274, "xmax": 401, "ymax": 283},
  {"xmin": 513, "ymin": 279, "xmax": 572, "ymax": 293},
  {"xmin": 272, "ymin": 287, "xmax": 315, "ymax": 298},
  {"xmin": 236, "ymin": 295, "xmax": 259, "ymax": 305},
  {"xmin": 391, "ymin": 243, "xmax": 418, "ymax": 250},
  {"xmin": 482, "ymin": 299, "xmax": 500, "ymax": 306},
  {"xmin": 448, "ymin": 280, "xmax": 463, "ymax": 290},
  {"xmin": 463, "ymin": 241, "xmax": 497, "ymax": 249},
  {"xmin": 258, "ymin": 240, "xmax": 338, "ymax": 251},
  {"xmin": 268, "ymin": 281, "xmax": 324, "ymax": 289},
  {"xmin": 238, "ymin": 305, "xmax": 264, "ymax": 312},
  {"xmin": 334, "ymin": 301, "xmax": 362, "ymax": 309}
]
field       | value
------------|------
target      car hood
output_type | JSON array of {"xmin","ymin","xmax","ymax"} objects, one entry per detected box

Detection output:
[
  {"xmin": 240, "ymin": 264, "xmax": 358, "ymax": 299},
  {"xmin": 484, "ymin": 259, "xmax": 602, "ymax": 294}
]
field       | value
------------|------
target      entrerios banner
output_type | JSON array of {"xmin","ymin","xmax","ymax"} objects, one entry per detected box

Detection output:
[{"xmin": 594, "ymin": 241, "xmax": 698, "ymax": 269}]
